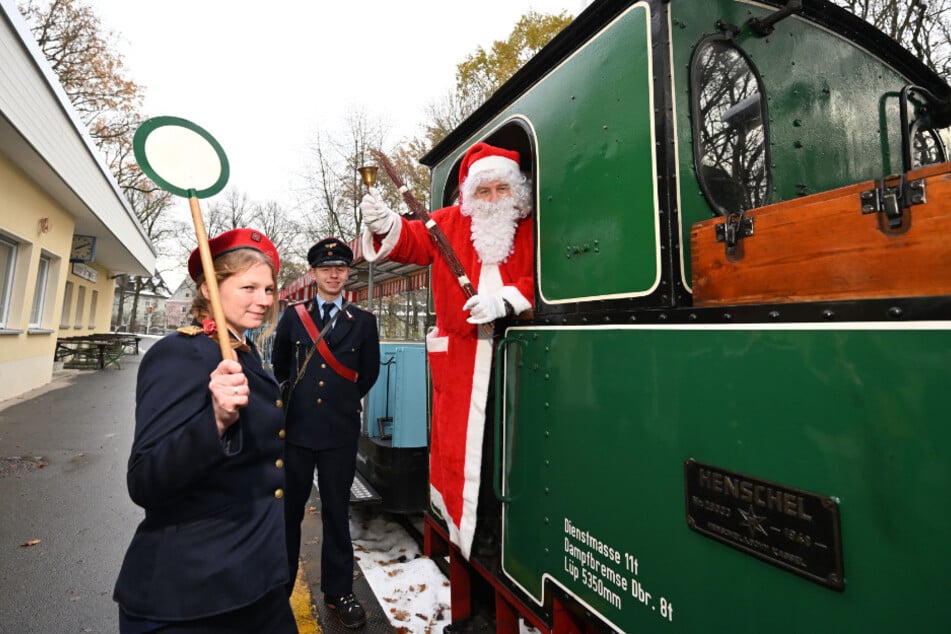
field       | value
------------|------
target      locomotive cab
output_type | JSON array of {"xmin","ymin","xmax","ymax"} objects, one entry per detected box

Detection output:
[{"xmin": 420, "ymin": 1, "xmax": 951, "ymax": 632}]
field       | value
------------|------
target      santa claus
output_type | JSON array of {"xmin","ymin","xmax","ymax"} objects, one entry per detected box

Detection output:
[{"xmin": 360, "ymin": 142, "xmax": 534, "ymax": 558}]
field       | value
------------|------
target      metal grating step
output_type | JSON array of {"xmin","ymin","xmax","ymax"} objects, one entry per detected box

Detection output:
[{"xmin": 350, "ymin": 470, "xmax": 382, "ymax": 506}]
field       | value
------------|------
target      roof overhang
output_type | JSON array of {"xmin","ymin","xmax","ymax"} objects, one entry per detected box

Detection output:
[{"xmin": 0, "ymin": 0, "xmax": 155, "ymax": 276}]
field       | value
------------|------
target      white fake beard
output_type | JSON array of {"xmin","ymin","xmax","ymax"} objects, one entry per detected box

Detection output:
[{"xmin": 462, "ymin": 197, "xmax": 522, "ymax": 265}]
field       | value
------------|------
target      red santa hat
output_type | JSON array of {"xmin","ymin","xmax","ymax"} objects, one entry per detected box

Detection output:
[
  {"xmin": 459, "ymin": 142, "xmax": 521, "ymax": 201},
  {"xmin": 187, "ymin": 228, "xmax": 280, "ymax": 281}
]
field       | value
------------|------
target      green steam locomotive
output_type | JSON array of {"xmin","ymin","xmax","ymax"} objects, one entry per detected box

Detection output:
[{"xmin": 418, "ymin": 0, "xmax": 951, "ymax": 631}]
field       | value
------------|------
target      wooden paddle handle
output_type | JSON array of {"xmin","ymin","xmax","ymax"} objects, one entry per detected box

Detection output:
[{"xmin": 189, "ymin": 197, "xmax": 232, "ymax": 359}]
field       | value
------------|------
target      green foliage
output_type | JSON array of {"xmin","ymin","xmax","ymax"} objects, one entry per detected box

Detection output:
[
  {"xmin": 455, "ymin": 11, "xmax": 573, "ymax": 107},
  {"xmin": 423, "ymin": 10, "xmax": 573, "ymax": 147}
]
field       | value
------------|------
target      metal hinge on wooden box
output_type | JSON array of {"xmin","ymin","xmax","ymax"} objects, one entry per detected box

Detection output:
[{"xmin": 859, "ymin": 173, "xmax": 926, "ymax": 232}]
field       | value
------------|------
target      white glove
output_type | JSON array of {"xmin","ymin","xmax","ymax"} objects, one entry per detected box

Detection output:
[
  {"xmin": 463, "ymin": 292, "xmax": 508, "ymax": 324},
  {"xmin": 360, "ymin": 187, "xmax": 398, "ymax": 235}
]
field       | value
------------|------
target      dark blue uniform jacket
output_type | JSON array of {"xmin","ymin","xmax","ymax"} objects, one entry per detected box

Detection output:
[
  {"xmin": 271, "ymin": 301, "xmax": 380, "ymax": 449},
  {"xmin": 113, "ymin": 330, "xmax": 288, "ymax": 620}
]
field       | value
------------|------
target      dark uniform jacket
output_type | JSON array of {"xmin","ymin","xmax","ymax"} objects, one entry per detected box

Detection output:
[
  {"xmin": 271, "ymin": 300, "xmax": 380, "ymax": 449},
  {"xmin": 113, "ymin": 329, "xmax": 288, "ymax": 621}
]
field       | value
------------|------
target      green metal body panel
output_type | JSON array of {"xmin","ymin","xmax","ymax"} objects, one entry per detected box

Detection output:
[
  {"xmin": 416, "ymin": 1, "xmax": 951, "ymax": 630},
  {"xmin": 499, "ymin": 325, "xmax": 950, "ymax": 632},
  {"xmin": 671, "ymin": 1, "xmax": 918, "ymax": 287},
  {"xmin": 429, "ymin": 5, "xmax": 659, "ymax": 304}
]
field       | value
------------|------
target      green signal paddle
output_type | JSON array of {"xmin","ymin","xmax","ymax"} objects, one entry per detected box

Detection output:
[{"xmin": 133, "ymin": 116, "xmax": 232, "ymax": 359}]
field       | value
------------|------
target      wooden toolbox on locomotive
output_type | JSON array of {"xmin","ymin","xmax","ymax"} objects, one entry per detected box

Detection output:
[{"xmin": 690, "ymin": 162, "xmax": 951, "ymax": 306}]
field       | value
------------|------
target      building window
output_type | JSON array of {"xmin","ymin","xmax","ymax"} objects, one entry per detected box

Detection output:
[
  {"xmin": 61, "ymin": 281, "xmax": 74, "ymax": 327},
  {"xmin": 0, "ymin": 237, "xmax": 16, "ymax": 328},
  {"xmin": 74, "ymin": 286, "xmax": 86, "ymax": 328},
  {"xmin": 29, "ymin": 254, "xmax": 51, "ymax": 327},
  {"xmin": 89, "ymin": 290, "xmax": 99, "ymax": 328}
]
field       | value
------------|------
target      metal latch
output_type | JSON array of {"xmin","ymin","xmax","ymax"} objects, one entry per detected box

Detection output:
[
  {"xmin": 715, "ymin": 212, "xmax": 754, "ymax": 258},
  {"xmin": 860, "ymin": 174, "xmax": 926, "ymax": 231}
]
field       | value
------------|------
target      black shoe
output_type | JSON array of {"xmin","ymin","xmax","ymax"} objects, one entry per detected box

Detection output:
[{"xmin": 325, "ymin": 593, "xmax": 367, "ymax": 629}]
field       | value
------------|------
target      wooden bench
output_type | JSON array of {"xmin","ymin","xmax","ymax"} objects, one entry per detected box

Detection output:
[
  {"xmin": 119, "ymin": 334, "xmax": 142, "ymax": 355},
  {"xmin": 58, "ymin": 341, "xmax": 101, "ymax": 370},
  {"xmin": 102, "ymin": 340, "xmax": 124, "ymax": 369},
  {"xmin": 56, "ymin": 337, "xmax": 126, "ymax": 370}
]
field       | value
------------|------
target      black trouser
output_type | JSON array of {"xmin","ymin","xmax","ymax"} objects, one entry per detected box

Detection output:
[{"xmin": 283, "ymin": 441, "xmax": 357, "ymax": 598}]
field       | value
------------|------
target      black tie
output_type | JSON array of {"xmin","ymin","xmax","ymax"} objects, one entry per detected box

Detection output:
[{"xmin": 321, "ymin": 303, "xmax": 334, "ymax": 330}]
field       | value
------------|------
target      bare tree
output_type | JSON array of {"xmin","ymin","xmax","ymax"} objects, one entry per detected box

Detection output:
[
  {"xmin": 297, "ymin": 110, "xmax": 389, "ymax": 244},
  {"xmin": 18, "ymin": 0, "xmax": 142, "ymax": 130},
  {"xmin": 204, "ymin": 189, "xmax": 257, "ymax": 235},
  {"xmin": 833, "ymin": 0, "xmax": 951, "ymax": 79}
]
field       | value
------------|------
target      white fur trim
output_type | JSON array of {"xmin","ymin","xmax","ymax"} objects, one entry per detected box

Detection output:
[
  {"xmin": 360, "ymin": 218, "xmax": 403, "ymax": 262},
  {"xmin": 467, "ymin": 155, "xmax": 520, "ymax": 183},
  {"xmin": 497, "ymin": 285, "xmax": 531, "ymax": 315},
  {"xmin": 425, "ymin": 328, "xmax": 448, "ymax": 353},
  {"xmin": 428, "ymin": 486, "xmax": 463, "ymax": 552},
  {"xmin": 457, "ymin": 336, "xmax": 494, "ymax": 560}
]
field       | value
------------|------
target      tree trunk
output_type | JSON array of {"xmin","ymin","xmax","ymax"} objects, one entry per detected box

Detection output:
[
  {"xmin": 129, "ymin": 277, "xmax": 143, "ymax": 333},
  {"xmin": 114, "ymin": 275, "xmax": 127, "ymax": 330}
]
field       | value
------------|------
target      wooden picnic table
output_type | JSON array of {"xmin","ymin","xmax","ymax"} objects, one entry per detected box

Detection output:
[{"xmin": 56, "ymin": 335, "xmax": 131, "ymax": 369}]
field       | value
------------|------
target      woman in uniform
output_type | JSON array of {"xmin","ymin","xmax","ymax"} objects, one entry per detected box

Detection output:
[{"xmin": 114, "ymin": 228, "xmax": 297, "ymax": 633}]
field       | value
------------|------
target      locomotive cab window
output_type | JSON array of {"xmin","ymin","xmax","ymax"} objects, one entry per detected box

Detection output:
[{"xmin": 690, "ymin": 38, "xmax": 770, "ymax": 216}]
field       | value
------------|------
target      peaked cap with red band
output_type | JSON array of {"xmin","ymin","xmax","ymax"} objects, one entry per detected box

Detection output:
[
  {"xmin": 458, "ymin": 142, "xmax": 521, "ymax": 201},
  {"xmin": 187, "ymin": 228, "xmax": 280, "ymax": 281}
]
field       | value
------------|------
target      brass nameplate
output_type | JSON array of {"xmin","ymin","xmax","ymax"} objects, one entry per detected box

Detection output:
[{"xmin": 684, "ymin": 460, "xmax": 844, "ymax": 591}]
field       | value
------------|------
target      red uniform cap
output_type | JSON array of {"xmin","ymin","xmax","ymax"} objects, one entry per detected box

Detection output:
[{"xmin": 187, "ymin": 228, "xmax": 280, "ymax": 281}]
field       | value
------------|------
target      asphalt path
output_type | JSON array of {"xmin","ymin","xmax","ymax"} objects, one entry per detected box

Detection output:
[
  {"xmin": 0, "ymin": 340, "xmax": 148, "ymax": 633},
  {"xmin": 0, "ymin": 337, "xmax": 403, "ymax": 633}
]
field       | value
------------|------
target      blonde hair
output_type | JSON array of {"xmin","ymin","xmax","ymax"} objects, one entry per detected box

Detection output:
[{"xmin": 191, "ymin": 248, "xmax": 279, "ymax": 343}]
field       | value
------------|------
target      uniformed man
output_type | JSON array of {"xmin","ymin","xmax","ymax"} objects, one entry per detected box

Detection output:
[{"xmin": 271, "ymin": 237, "xmax": 380, "ymax": 629}]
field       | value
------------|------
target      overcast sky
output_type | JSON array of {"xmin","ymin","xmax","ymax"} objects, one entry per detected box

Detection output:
[{"xmin": 83, "ymin": 1, "xmax": 587, "ymax": 286}]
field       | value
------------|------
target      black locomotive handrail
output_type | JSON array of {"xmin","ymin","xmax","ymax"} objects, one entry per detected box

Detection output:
[
  {"xmin": 748, "ymin": 0, "xmax": 802, "ymax": 37},
  {"xmin": 899, "ymin": 84, "xmax": 951, "ymax": 173},
  {"xmin": 493, "ymin": 335, "xmax": 526, "ymax": 504}
]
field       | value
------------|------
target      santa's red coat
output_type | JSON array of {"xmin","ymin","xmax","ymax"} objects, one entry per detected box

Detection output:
[{"xmin": 362, "ymin": 205, "xmax": 533, "ymax": 557}]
